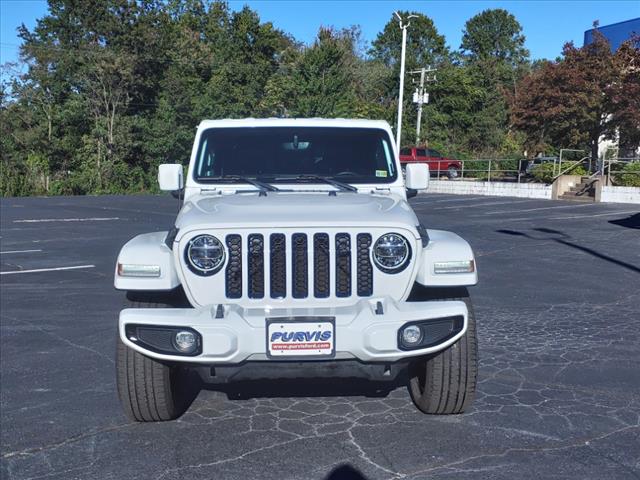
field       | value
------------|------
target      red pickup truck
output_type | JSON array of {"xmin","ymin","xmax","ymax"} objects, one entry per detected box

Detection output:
[{"xmin": 399, "ymin": 147, "xmax": 462, "ymax": 178}]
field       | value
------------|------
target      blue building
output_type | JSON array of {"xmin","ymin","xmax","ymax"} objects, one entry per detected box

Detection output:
[{"xmin": 584, "ymin": 18, "xmax": 640, "ymax": 50}]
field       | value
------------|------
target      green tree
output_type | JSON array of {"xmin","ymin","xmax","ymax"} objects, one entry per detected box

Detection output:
[
  {"xmin": 370, "ymin": 12, "xmax": 449, "ymax": 70},
  {"xmin": 292, "ymin": 27, "xmax": 358, "ymax": 117},
  {"xmin": 3, "ymin": 0, "xmax": 292, "ymax": 196},
  {"xmin": 369, "ymin": 12, "xmax": 449, "ymax": 145},
  {"xmin": 418, "ymin": 62, "xmax": 482, "ymax": 155},
  {"xmin": 458, "ymin": 9, "xmax": 530, "ymax": 156},
  {"xmin": 461, "ymin": 9, "xmax": 529, "ymax": 68}
]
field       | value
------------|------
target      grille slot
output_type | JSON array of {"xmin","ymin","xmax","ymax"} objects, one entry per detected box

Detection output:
[
  {"xmin": 314, "ymin": 233, "xmax": 330, "ymax": 298},
  {"xmin": 292, "ymin": 233, "xmax": 308, "ymax": 298},
  {"xmin": 270, "ymin": 233, "xmax": 286, "ymax": 298},
  {"xmin": 225, "ymin": 234, "xmax": 242, "ymax": 298},
  {"xmin": 357, "ymin": 233, "xmax": 373, "ymax": 297},
  {"xmin": 248, "ymin": 234, "xmax": 264, "ymax": 298},
  {"xmin": 335, "ymin": 233, "xmax": 352, "ymax": 297}
]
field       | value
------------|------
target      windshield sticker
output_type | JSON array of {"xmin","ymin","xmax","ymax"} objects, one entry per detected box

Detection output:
[{"xmin": 376, "ymin": 170, "xmax": 388, "ymax": 178}]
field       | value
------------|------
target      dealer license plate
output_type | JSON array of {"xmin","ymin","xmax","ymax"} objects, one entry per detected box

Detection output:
[{"xmin": 266, "ymin": 317, "xmax": 335, "ymax": 358}]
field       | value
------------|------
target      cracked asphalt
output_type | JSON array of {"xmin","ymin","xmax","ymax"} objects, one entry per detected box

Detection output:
[{"xmin": 1, "ymin": 193, "xmax": 639, "ymax": 480}]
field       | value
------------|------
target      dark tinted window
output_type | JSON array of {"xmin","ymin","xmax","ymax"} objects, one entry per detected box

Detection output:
[
  {"xmin": 400, "ymin": 148, "xmax": 412, "ymax": 155},
  {"xmin": 416, "ymin": 148, "xmax": 427, "ymax": 157},
  {"xmin": 427, "ymin": 149, "xmax": 442, "ymax": 158},
  {"xmin": 194, "ymin": 127, "xmax": 397, "ymax": 184}
]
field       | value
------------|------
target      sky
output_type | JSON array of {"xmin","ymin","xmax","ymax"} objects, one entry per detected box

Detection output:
[{"xmin": 1, "ymin": 0, "xmax": 639, "ymax": 70}]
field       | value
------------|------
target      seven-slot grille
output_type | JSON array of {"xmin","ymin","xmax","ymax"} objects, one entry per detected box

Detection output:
[{"xmin": 224, "ymin": 232, "xmax": 374, "ymax": 300}]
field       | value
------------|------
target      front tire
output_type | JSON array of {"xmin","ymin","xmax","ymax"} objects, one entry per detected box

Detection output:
[
  {"xmin": 447, "ymin": 166, "xmax": 460, "ymax": 179},
  {"xmin": 116, "ymin": 292, "xmax": 196, "ymax": 422},
  {"xmin": 407, "ymin": 294, "xmax": 478, "ymax": 414}
]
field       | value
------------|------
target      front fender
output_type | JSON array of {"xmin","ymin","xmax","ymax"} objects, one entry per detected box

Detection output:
[
  {"xmin": 114, "ymin": 232, "xmax": 180, "ymax": 291},
  {"xmin": 415, "ymin": 229, "xmax": 478, "ymax": 287}
]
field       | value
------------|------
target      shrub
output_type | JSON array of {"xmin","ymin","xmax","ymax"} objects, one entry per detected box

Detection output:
[
  {"xmin": 531, "ymin": 162, "xmax": 587, "ymax": 184},
  {"xmin": 568, "ymin": 165, "xmax": 587, "ymax": 177},
  {"xmin": 0, "ymin": 163, "xmax": 30, "ymax": 197},
  {"xmin": 531, "ymin": 163, "xmax": 556, "ymax": 183},
  {"xmin": 615, "ymin": 162, "xmax": 640, "ymax": 187}
]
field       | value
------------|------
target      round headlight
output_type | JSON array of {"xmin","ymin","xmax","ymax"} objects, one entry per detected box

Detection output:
[
  {"xmin": 186, "ymin": 234, "xmax": 225, "ymax": 275},
  {"xmin": 373, "ymin": 233, "xmax": 411, "ymax": 273}
]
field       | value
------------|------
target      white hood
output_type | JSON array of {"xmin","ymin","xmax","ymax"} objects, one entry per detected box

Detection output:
[{"xmin": 174, "ymin": 192, "xmax": 420, "ymax": 237}]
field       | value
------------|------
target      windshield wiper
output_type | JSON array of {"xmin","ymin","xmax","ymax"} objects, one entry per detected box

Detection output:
[
  {"xmin": 198, "ymin": 175, "xmax": 280, "ymax": 195},
  {"xmin": 293, "ymin": 175, "xmax": 357, "ymax": 193}
]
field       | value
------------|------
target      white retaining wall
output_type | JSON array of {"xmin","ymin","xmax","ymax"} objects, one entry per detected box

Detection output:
[
  {"xmin": 600, "ymin": 186, "xmax": 640, "ymax": 204},
  {"xmin": 428, "ymin": 180, "xmax": 552, "ymax": 199}
]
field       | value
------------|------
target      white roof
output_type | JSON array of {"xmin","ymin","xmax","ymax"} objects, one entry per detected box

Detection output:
[{"xmin": 198, "ymin": 118, "xmax": 391, "ymax": 130}]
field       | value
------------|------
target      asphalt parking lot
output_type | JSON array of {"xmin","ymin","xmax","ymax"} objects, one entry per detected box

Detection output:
[{"xmin": 1, "ymin": 193, "xmax": 639, "ymax": 480}]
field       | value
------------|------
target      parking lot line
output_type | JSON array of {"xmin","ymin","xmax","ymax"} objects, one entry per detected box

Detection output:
[
  {"xmin": 0, "ymin": 265, "xmax": 95, "ymax": 275},
  {"xmin": 13, "ymin": 217, "xmax": 120, "ymax": 223},
  {"xmin": 0, "ymin": 249, "xmax": 43, "ymax": 254},
  {"xmin": 438, "ymin": 199, "xmax": 535, "ymax": 209},
  {"xmin": 412, "ymin": 196, "xmax": 488, "ymax": 204},
  {"xmin": 549, "ymin": 210, "xmax": 639, "ymax": 220},
  {"xmin": 484, "ymin": 203, "xmax": 596, "ymax": 215}
]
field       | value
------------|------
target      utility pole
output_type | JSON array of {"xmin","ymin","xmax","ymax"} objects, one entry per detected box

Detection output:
[
  {"xmin": 394, "ymin": 12, "xmax": 417, "ymax": 149},
  {"xmin": 409, "ymin": 66, "xmax": 436, "ymax": 146}
]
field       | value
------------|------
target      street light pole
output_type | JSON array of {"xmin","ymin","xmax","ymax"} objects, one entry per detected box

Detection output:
[{"xmin": 394, "ymin": 12, "xmax": 417, "ymax": 149}]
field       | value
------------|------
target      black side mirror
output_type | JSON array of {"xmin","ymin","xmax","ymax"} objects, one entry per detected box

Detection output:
[{"xmin": 406, "ymin": 188, "xmax": 418, "ymax": 199}]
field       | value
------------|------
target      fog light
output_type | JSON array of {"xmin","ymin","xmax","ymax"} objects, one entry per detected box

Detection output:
[
  {"xmin": 401, "ymin": 325, "xmax": 423, "ymax": 345},
  {"xmin": 173, "ymin": 331, "xmax": 197, "ymax": 353}
]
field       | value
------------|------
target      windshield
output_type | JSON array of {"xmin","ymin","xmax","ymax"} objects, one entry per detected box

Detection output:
[{"xmin": 193, "ymin": 127, "xmax": 397, "ymax": 184}]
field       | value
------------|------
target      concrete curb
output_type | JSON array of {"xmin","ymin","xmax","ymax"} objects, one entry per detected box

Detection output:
[
  {"xmin": 428, "ymin": 180, "xmax": 552, "ymax": 199},
  {"xmin": 427, "ymin": 180, "xmax": 640, "ymax": 204}
]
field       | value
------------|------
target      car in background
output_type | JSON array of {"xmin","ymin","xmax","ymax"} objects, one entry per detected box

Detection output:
[{"xmin": 399, "ymin": 147, "xmax": 462, "ymax": 179}]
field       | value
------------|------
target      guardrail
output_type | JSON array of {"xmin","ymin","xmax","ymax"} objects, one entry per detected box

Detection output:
[
  {"xmin": 601, "ymin": 158, "xmax": 640, "ymax": 185},
  {"xmin": 551, "ymin": 156, "xmax": 591, "ymax": 183},
  {"xmin": 452, "ymin": 156, "xmax": 639, "ymax": 185},
  {"xmin": 457, "ymin": 158, "xmax": 572, "ymax": 183},
  {"xmin": 458, "ymin": 159, "xmax": 523, "ymax": 183}
]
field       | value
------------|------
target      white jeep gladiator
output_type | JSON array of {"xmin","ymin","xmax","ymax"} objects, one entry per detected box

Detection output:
[{"xmin": 115, "ymin": 118, "xmax": 478, "ymax": 421}]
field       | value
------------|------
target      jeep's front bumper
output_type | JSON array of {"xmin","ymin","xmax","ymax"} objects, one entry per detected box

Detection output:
[{"xmin": 118, "ymin": 298, "xmax": 467, "ymax": 364}]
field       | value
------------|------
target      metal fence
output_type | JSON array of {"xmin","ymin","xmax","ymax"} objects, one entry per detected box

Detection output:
[
  {"xmin": 457, "ymin": 159, "xmax": 522, "ymax": 182},
  {"xmin": 450, "ymin": 156, "xmax": 639, "ymax": 185},
  {"xmin": 601, "ymin": 158, "xmax": 640, "ymax": 185}
]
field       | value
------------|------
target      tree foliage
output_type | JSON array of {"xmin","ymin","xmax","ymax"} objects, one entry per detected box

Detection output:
[
  {"xmin": 369, "ymin": 12, "xmax": 449, "ymax": 145},
  {"xmin": 1, "ymin": 2, "xmax": 638, "ymax": 197},
  {"xmin": 457, "ymin": 9, "xmax": 530, "ymax": 156},
  {"xmin": 461, "ymin": 9, "xmax": 529, "ymax": 67},
  {"xmin": 606, "ymin": 38, "xmax": 640, "ymax": 155},
  {"xmin": 510, "ymin": 31, "xmax": 638, "ymax": 160}
]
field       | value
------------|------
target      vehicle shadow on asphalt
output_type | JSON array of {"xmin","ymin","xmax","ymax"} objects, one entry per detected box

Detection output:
[
  {"xmin": 609, "ymin": 212, "xmax": 640, "ymax": 230},
  {"xmin": 203, "ymin": 375, "xmax": 407, "ymax": 400},
  {"xmin": 324, "ymin": 464, "xmax": 370, "ymax": 480},
  {"xmin": 496, "ymin": 227, "xmax": 640, "ymax": 274}
]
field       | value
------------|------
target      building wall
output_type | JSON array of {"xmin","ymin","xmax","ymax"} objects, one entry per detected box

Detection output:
[{"xmin": 583, "ymin": 18, "xmax": 640, "ymax": 51}]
